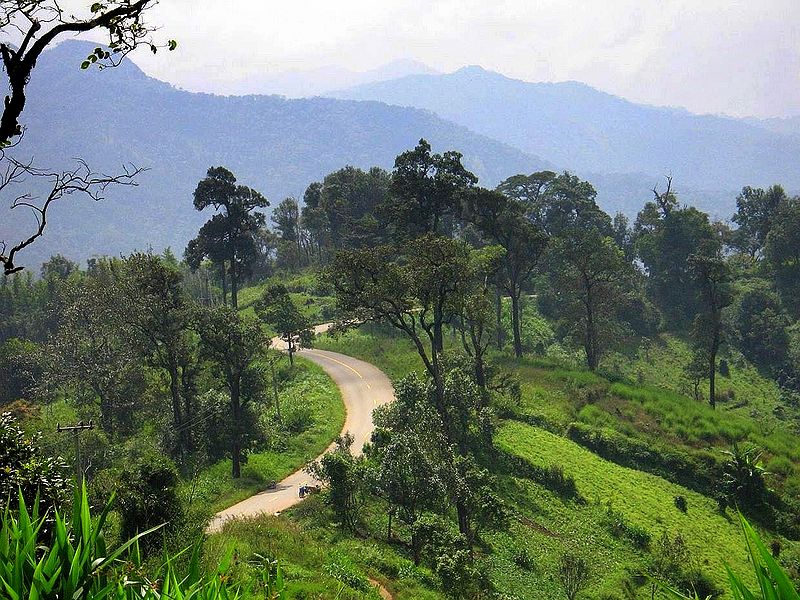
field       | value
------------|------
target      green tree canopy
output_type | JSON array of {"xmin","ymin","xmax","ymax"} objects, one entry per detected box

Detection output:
[{"xmin": 186, "ymin": 166, "xmax": 269, "ymax": 309}]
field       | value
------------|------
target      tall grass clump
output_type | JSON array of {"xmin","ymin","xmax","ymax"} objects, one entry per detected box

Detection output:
[
  {"xmin": 658, "ymin": 514, "xmax": 798, "ymax": 600},
  {"xmin": 0, "ymin": 484, "xmax": 285, "ymax": 599}
]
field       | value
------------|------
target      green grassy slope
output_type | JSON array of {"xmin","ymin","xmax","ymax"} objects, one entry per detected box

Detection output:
[
  {"xmin": 315, "ymin": 325, "xmax": 798, "ymax": 598},
  {"xmin": 496, "ymin": 421, "xmax": 753, "ymax": 593}
]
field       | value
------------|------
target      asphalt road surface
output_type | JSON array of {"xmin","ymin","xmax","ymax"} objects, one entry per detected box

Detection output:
[{"xmin": 206, "ymin": 327, "xmax": 394, "ymax": 533}]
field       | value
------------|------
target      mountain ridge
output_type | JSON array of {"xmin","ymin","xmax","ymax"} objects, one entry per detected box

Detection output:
[
  {"xmin": 329, "ymin": 66, "xmax": 800, "ymax": 191},
  {"xmin": 2, "ymin": 41, "xmax": 548, "ymax": 270}
]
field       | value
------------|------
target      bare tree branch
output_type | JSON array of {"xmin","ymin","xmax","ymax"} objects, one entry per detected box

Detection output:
[
  {"xmin": 652, "ymin": 174, "xmax": 675, "ymax": 216},
  {"xmin": 0, "ymin": 155, "xmax": 146, "ymax": 274},
  {"xmin": 0, "ymin": 1, "xmax": 174, "ymax": 273}
]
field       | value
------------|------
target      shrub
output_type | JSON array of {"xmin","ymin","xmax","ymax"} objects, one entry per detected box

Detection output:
[
  {"xmin": 0, "ymin": 484, "xmax": 246, "ymax": 599},
  {"xmin": 557, "ymin": 553, "xmax": 590, "ymax": 600},
  {"xmin": 544, "ymin": 464, "xmax": 580, "ymax": 499},
  {"xmin": 324, "ymin": 557, "xmax": 371, "ymax": 592},
  {"xmin": 116, "ymin": 450, "xmax": 184, "ymax": 550},
  {"xmin": 566, "ymin": 422, "xmax": 720, "ymax": 496},
  {"xmin": 720, "ymin": 444, "xmax": 768, "ymax": 508},
  {"xmin": 282, "ymin": 403, "xmax": 314, "ymax": 434},
  {"xmin": 0, "ymin": 411, "xmax": 68, "ymax": 515},
  {"xmin": 494, "ymin": 450, "xmax": 582, "ymax": 501},
  {"xmin": 512, "ymin": 545, "xmax": 536, "ymax": 571},
  {"xmin": 602, "ymin": 504, "xmax": 651, "ymax": 549},
  {"xmin": 718, "ymin": 359, "xmax": 730, "ymax": 377}
]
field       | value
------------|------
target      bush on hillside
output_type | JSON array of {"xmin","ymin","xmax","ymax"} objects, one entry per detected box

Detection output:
[
  {"xmin": 566, "ymin": 422, "xmax": 720, "ymax": 494},
  {"xmin": 0, "ymin": 411, "xmax": 68, "ymax": 515},
  {"xmin": 116, "ymin": 450, "xmax": 184, "ymax": 550}
]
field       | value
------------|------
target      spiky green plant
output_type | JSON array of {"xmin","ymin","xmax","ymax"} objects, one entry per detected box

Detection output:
[
  {"xmin": 656, "ymin": 514, "xmax": 798, "ymax": 600},
  {"xmin": 0, "ymin": 484, "xmax": 258, "ymax": 599}
]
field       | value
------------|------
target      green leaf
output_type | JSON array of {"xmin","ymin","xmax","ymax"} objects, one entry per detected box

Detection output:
[
  {"xmin": 90, "ymin": 3, "xmax": 103, "ymax": 12},
  {"xmin": 168, "ymin": 40, "xmax": 178, "ymax": 51}
]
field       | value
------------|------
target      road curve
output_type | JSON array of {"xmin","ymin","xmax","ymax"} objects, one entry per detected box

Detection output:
[{"xmin": 207, "ymin": 326, "xmax": 394, "ymax": 533}]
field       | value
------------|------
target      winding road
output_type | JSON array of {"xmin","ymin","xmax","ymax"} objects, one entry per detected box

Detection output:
[{"xmin": 206, "ymin": 325, "xmax": 394, "ymax": 533}]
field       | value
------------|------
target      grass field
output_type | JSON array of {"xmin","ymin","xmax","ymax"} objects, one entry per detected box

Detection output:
[
  {"xmin": 496, "ymin": 421, "xmax": 757, "ymax": 595},
  {"xmin": 206, "ymin": 496, "xmax": 444, "ymax": 599}
]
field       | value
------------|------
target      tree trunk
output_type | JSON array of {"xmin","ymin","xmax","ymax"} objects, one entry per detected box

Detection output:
[
  {"xmin": 433, "ymin": 305, "xmax": 444, "ymax": 354},
  {"xmin": 709, "ymin": 306, "xmax": 721, "ymax": 409},
  {"xmin": 412, "ymin": 532, "xmax": 421, "ymax": 565},
  {"xmin": 271, "ymin": 361, "xmax": 281, "ymax": 422},
  {"xmin": 708, "ymin": 353, "xmax": 716, "ymax": 409},
  {"xmin": 474, "ymin": 353, "xmax": 486, "ymax": 388},
  {"xmin": 511, "ymin": 292, "xmax": 523, "ymax": 358},
  {"xmin": 495, "ymin": 288, "xmax": 504, "ymax": 350},
  {"xmin": 231, "ymin": 375, "xmax": 241, "ymax": 479},
  {"xmin": 220, "ymin": 264, "xmax": 228, "ymax": 306},
  {"xmin": 457, "ymin": 501, "xmax": 470, "ymax": 538},
  {"xmin": 230, "ymin": 261, "xmax": 239, "ymax": 310},
  {"xmin": 585, "ymin": 286, "xmax": 598, "ymax": 371},
  {"xmin": 97, "ymin": 389, "xmax": 114, "ymax": 437},
  {"xmin": 168, "ymin": 359, "xmax": 187, "ymax": 450}
]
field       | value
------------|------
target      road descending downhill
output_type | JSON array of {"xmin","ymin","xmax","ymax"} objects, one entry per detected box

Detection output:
[{"xmin": 207, "ymin": 325, "xmax": 394, "ymax": 533}]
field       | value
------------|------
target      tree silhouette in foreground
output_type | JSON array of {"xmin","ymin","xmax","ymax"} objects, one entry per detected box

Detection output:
[{"xmin": 0, "ymin": 0, "xmax": 175, "ymax": 274}]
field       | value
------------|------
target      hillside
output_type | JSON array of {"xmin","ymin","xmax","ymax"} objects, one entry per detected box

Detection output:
[
  {"xmin": 310, "ymin": 323, "xmax": 799, "ymax": 598},
  {"xmin": 330, "ymin": 67, "xmax": 800, "ymax": 200},
  {"xmin": 1, "ymin": 41, "xmax": 547, "ymax": 270}
]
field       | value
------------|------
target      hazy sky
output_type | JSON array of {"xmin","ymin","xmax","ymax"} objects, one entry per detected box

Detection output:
[{"xmin": 77, "ymin": 0, "xmax": 800, "ymax": 118}]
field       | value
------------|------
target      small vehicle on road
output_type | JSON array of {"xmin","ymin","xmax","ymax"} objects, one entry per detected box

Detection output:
[{"xmin": 298, "ymin": 483, "xmax": 321, "ymax": 498}]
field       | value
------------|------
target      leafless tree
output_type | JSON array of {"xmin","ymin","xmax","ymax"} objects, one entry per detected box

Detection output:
[
  {"xmin": 0, "ymin": 0, "xmax": 174, "ymax": 274},
  {"xmin": 0, "ymin": 150, "xmax": 145, "ymax": 273}
]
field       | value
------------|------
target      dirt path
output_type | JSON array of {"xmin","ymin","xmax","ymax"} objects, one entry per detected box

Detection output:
[{"xmin": 206, "ymin": 326, "xmax": 394, "ymax": 533}]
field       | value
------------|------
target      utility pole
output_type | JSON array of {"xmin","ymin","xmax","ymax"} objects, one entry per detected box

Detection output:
[{"xmin": 57, "ymin": 421, "xmax": 94, "ymax": 487}]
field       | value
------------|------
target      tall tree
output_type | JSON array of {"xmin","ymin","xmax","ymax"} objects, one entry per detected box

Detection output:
[
  {"xmin": 326, "ymin": 235, "xmax": 478, "ymax": 399},
  {"xmin": 495, "ymin": 171, "xmax": 556, "ymax": 223},
  {"xmin": 731, "ymin": 185, "xmax": 788, "ymax": 258},
  {"xmin": 186, "ymin": 167, "xmax": 269, "ymax": 309},
  {"xmin": 41, "ymin": 272, "xmax": 143, "ymax": 435},
  {"xmin": 117, "ymin": 254, "xmax": 196, "ymax": 450},
  {"xmin": 255, "ymin": 283, "xmax": 313, "ymax": 366},
  {"xmin": 196, "ymin": 306, "xmax": 266, "ymax": 478},
  {"xmin": 305, "ymin": 166, "xmax": 390, "ymax": 253},
  {"xmin": 326, "ymin": 236, "xmax": 496, "ymax": 539},
  {"xmin": 467, "ymin": 187, "xmax": 548, "ymax": 358},
  {"xmin": 549, "ymin": 230, "xmax": 629, "ymax": 371},
  {"xmin": 384, "ymin": 139, "xmax": 477, "ymax": 240},
  {"xmin": 764, "ymin": 198, "xmax": 800, "ymax": 319},
  {"xmin": 635, "ymin": 204, "xmax": 718, "ymax": 329},
  {"xmin": 271, "ymin": 197, "xmax": 305, "ymax": 270},
  {"xmin": 688, "ymin": 242, "xmax": 732, "ymax": 408},
  {"xmin": 300, "ymin": 181, "xmax": 329, "ymax": 262}
]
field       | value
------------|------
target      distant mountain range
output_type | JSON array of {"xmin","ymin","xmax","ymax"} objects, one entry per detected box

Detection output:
[
  {"xmin": 1, "ymin": 42, "xmax": 545, "ymax": 270},
  {"xmin": 4, "ymin": 41, "xmax": 799, "ymax": 271},
  {"xmin": 329, "ymin": 66, "xmax": 800, "ymax": 195},
  {"xmin": 216, "ymin": 59, "xmax": 440, "ymax": 98}
]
